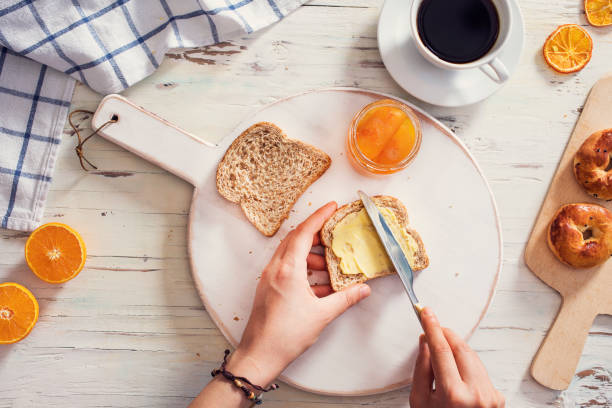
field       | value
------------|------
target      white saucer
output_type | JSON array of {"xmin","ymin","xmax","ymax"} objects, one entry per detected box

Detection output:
[{"xmin": 378, "ymin": 0, "xmax": 524, "ymax": 107}]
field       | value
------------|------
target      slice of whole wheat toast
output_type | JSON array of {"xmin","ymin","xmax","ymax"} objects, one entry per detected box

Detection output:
[
  {"xmin": 216, "ymin": 122, "xmax": 331, "ymax": 236},
  {"xmin": 321, "ymin": 195, "xmax": 428, "ymax": 291}
]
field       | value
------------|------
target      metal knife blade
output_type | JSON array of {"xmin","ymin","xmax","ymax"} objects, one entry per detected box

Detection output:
[{"xmin": 357, "ymin": 190, "xmax": 424, "ymax": 327}]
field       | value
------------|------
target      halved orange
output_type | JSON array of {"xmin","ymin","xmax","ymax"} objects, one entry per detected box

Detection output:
[
  {"xmin": 0, "ymin": 282, "xmax": 39, "ymax": 344},
  {"xmin": 543, "ymin": 24, "xmax": 593, "ymax": 73},
  {"xmin": 25, "ymin": 223, "xmax": 87, "ymax": 283},
  {"xmin": 585, "ymin": 0, "xmax": 612, "ymax": 26}
]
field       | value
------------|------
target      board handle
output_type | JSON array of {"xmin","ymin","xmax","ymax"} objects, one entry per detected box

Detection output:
[
  {"xmin": 530, "ymin": 296, "xmax": 598, "ymax": 390},
  {"xmin": 91, "ymin": 94, "xmax": 217, "ymax": 187}
]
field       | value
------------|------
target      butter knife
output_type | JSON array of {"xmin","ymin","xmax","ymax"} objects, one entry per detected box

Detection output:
[{"xmin": 357, "ymin": 190, "xmax": 424, "ymax": 328}]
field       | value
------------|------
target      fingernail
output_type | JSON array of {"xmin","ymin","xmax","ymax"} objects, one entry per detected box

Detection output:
[
  {"xmin": 359, "ymin": 285, "xmax": 370, "ymax": 299},
  {"xmin": 421, "ymin": 307, "xmax": 433, "ymax": 317}
]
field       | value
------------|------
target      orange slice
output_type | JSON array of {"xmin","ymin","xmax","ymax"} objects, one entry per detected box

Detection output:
[
  {"xmin": 356, "ymin": 106, "xmax": 407, "ymax": 160},
  {"xmin": 543, "ymin": 24, "xmax": 593, "ymax": 73},
  {"xmin": 375, "ymin": 119, "xmax": 416, "ymax": 165},
  {"xmin": 585, "ymin": 0, "xmax": 612, "ymax": 26},
  {"xmin": 0, "ymin": 283, "xmax": 39, "ymax": 344},
  {"xmin": 25, "ymin": 223, "xmax": 87, "ymax": 283}
]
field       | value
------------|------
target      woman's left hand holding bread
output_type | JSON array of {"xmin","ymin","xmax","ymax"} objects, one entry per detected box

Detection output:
[{"xmin": 189, "ymin": 202, "xmax": 371, "ymax": 407}]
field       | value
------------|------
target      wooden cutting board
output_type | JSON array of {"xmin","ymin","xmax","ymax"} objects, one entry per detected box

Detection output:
[{"xmin": 525, "ymin": 74, "xmax": 612, "ymax": 390}]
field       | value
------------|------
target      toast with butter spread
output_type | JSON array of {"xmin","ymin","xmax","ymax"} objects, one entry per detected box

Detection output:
[
  {"xmin": 321, "ymin": 196, "xmax": 428, "ymax": 291},
  {"xmin": 216, "ymin": 122, "xmax": 331, "ymax": 237}
]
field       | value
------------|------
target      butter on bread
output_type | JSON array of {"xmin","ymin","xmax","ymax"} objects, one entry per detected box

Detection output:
[
  {"xmin": 320, "ymin": 196, "xmax": 428, "ymax": 291},
  {"xmin": 216, "ymin": 122, "xmax": 331, "ymax": 237}
]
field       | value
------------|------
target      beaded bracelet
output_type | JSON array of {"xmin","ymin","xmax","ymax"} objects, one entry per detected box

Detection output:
[{"xmin": 211, "ymin": 349, "xmax": 279, "ymax": 405}]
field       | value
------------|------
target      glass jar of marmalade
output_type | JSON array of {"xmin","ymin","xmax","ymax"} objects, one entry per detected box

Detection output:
[{"xmin": 347, "ymin": 99, "xmax": 422, "ymax": 175}]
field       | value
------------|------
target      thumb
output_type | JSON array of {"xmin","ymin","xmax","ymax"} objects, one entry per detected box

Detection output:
[{"xmin": 321, "ymin": 284, "xmax": 371, "ymax": 319}]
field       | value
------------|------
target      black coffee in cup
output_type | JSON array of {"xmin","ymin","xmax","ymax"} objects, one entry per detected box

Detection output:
[{"xmin": 417, "ymin": 0, "xmax": 499, "ymax": 64}]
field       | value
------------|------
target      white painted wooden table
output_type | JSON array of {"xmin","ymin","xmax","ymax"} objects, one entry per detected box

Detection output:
[{"xmin": 1, "ymin": 0, "xmax": 611, "ymax": 406}]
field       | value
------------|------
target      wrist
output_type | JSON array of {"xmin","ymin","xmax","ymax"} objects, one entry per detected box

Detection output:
[{"xmin": 226, "ymin": 347, "xmax": 286, "ymax": 387}]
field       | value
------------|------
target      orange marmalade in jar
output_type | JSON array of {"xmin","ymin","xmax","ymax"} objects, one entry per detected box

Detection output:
[{"xmin": 347, "ymin": 99, "xmax": 422, "ymax": 175}]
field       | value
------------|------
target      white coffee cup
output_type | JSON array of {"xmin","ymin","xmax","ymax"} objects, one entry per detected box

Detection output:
[{"xmin": 410, "ymin": 0, "xmax": 513, "ymax": 83}]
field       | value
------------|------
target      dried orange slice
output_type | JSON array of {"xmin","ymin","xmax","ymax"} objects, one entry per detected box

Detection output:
[
  {"xmin": 25, "ymin": 223, "xmax": 87, "ymax": 283},
  {"xmin": 585, "ymin": 0, "xmax": 612, "ymax": 26},
  {"xmin": 0, "ymin": 283, "xmax": 39, "ymax": 344},
  {"xmin": 543, "ymin": 24, "xmax": 593, "ymax": 73}
]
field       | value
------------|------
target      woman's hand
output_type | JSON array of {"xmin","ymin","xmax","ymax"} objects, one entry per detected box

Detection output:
[
  {"xmin": 410, "ymin": 307, "xmax": 505, "ymax": 408},
  {"xmin": 226, "ymin": 201, "xmax": 371, "ymax": 386}
]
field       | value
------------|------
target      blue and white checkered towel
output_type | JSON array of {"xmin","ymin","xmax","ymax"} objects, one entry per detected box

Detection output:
[{"xmin": 0, "ymin": 0, "xmax": 304, "ymax": 231}]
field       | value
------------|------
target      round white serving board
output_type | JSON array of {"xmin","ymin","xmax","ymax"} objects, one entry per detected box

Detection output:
[{"xmin": 188, "ymin": 88, "xmax": 502, "ymax": 395}]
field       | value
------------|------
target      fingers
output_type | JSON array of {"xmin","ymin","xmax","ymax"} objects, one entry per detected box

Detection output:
[
  {"xmin": 299, "ymin": 201, "xmax": 337, "ymax": 234},
  {"xmin": 411, "ymin": 335, "xmax": 434, "ymax": 403},
  {"xmin": 441, "ymin": 328, "xmax": 505, "ymax": 407},
  {"xmin": 320, "ymin": 283, "xmax": 370, "ymax": 319},
  {"xmin": 312, "ymin": 233, "xmax": 321, "ymax": 246},
  {"xmin": 311, "ymin": 284, "xmax": 334, "ymax": 298},
  {"xmin": 284, "ymin": 202, "xmax": 337, "ymax": 257},
  {"xmin": 306, "ymin": 253, "xmax": 326, "ymax": 270},
  {"xmin": 420, "ymin": 307, "xmax": 462, "ymax": 390},
  {"xmin": 496, "ymin": 390, "xmax": 506, "ymax": 408},
  {"xmin": 442, "ymin": 327, "xmax": 486, "ymax": 383}
]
